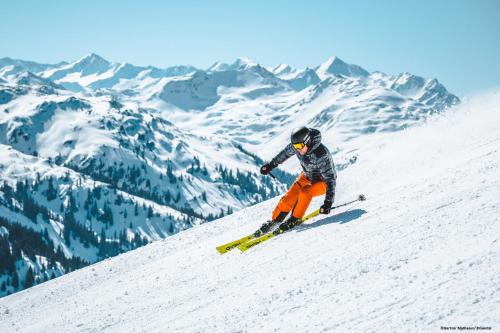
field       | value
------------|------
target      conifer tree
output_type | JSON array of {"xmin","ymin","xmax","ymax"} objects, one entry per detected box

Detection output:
[
  {"xmin": 12, "ymin": 272, "xmax": 19, "ymax": 290},
  {"xmin": 24, "ymin": 266, "xmax": 34, "ymax": 289}
]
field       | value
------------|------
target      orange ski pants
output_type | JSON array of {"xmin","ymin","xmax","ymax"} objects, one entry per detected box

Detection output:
[{"xmin": 272, "ymin": 173, "xmax": 327, "ymax": 220}]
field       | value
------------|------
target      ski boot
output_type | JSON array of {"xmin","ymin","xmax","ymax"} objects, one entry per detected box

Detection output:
[
  {"xmin": 253, "ymin": 212, "xmax": 288, "ymax": 237},
  {"xmin": 274, "ymin": 216, "xmax": 300, "ymax": 235},
  {"xmin": 253, "ymin": 220, "xmax": 274, "ymax": 237}
]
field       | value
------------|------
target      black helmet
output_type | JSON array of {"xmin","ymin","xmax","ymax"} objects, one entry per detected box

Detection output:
[{"xmin": 291, "ymin": 127, "xmax": 311, "ymax": 146}]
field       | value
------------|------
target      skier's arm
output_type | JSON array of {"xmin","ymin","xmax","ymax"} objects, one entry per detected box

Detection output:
[
  {"xmin": 270, "ymin": 144, "xmax": 295, "ymax": 167},
  {"xmin": 260, "ymin": 144, "xmax": 295, "ymax": 175},
  {"xmin": 318, "ymin": 153, "xmax": 337, "ymax": 203}
]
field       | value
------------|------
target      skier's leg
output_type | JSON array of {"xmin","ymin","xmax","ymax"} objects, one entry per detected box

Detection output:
[
  {"xmin": 276, "ymin": 181, "xmax": 327, "ymax": 233},
  {"xmin": 292, "ymin": 181, "xmax": 327, "ymax": 218},
  {"xmin": 256, "ymin": 174, "xmax": 309, "ymax": 237},
  {"xmin": 271, "ymin": 173, "xmax": 310, "ymax": 220}
]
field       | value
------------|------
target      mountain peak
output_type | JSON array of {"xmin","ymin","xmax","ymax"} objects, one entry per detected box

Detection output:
[
  {"xmin": 272, "ymin": 64, "xmax": 293, "ymax": 76},
  {"xmin": 60, "ymin": 53, "xmax": 113, "ymax": 77},
  {"xmin": 0, "ymin": 56, "xmax": 14, "ymax": 62},
  {"xmin": 12, "ymin": 70, "xmax": 63, "ymax": 89},
  {"xmin": 207, "ymin": 61, "xmax": 230, "ymax": 72},
  {"xmin": 316, "ymin": 56, "xmax": 369, "ymax": 79},
  {"xmin": 77, "ymin": 53, "xmax": 110, "ymax": 66},
  {"xmin": 230, "ymin": 57, "xmax": 258, "ymax": 70},
  {"xmin": 207, "ymin": 58, "xmax": 259, "ymax": 72}
]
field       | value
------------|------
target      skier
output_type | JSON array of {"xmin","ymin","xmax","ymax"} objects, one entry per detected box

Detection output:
[{"xmin": 256, "ymin": 126, "xmax": 337, "ymax": 236}]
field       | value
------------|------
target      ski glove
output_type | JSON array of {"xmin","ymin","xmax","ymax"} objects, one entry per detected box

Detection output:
[
  {"xmin": 260, "ymin": 162, "xmax": 275, "ymax": 175},
  {"xmin": 319, "ymin": 199, "xmax": 333, "ymax": 214}
]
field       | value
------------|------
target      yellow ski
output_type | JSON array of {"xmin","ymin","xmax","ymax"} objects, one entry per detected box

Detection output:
[
  {"xmin": 216, "ymin": 234, "xmax": 255, "ymax": 254},
  {"xmin": 299, "ymin": 209, "xmax": 320, "ymax": 224},
  {"xmin": 237, "ymin": 232, "xmax": 276, "ymax": 252},
  {"xmin": 238, "ymin": 209, "xmax": 320, "ymax": 252}
]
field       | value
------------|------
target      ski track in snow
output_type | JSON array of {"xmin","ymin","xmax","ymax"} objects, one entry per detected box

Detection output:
[{"xmin": 0, "ymin": 92, "xmax": 499, "ymax": 332}]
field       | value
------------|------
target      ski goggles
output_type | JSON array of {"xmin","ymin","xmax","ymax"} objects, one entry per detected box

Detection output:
[{"xmin": 292, "ymin": 142, "xmax": 306, "ymax": 150}]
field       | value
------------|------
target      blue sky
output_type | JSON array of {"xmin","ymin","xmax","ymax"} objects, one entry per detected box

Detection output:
[{"xmin": 1, "ymin": 0, "xmax": 499, "ymax": 96}]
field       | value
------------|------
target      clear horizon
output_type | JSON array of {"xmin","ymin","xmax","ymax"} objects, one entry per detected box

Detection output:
[{"xmin": 1, "ymin": 0, "xmax": 499, "ymax": 97}]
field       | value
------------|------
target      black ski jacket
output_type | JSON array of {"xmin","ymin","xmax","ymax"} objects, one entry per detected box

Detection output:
[{"xmin": 271, "ymin": 128, "xmax": 337, "ymax": 202}]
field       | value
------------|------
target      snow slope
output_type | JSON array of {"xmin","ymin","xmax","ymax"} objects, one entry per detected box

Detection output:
[{"xmin": 0, "ymin": 91, "xmax": 498, "ymax": 332}]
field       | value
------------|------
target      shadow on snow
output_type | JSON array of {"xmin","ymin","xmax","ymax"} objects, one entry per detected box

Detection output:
[{"xmin": 296, "ymin": 208, "xmax": 367, "ymax": 232}]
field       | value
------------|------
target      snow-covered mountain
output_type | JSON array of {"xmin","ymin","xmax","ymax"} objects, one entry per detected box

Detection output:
[
  {"xmin": 37, "ymin": 53, "xmax": 197, "ymax": 93},
  {"xmin": 0, "ymin": 90, "xmax": 497, "ymax": 332},
  {"xmin": 316, "ymin": 56, "xmax": 369, "ymax": 79},
  {"xmin": 0, "ymin": 53, "xmax": 459, "ymax": 298},
  {"xmin": 0, "ymin": 57, "xmax": 67, "ymax": 77}
]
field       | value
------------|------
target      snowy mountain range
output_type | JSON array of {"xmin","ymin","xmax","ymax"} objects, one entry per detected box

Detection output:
[
  {"xmin": 0, "ymin": 89, "xmax": 497, "ymax": 332},
  {"xmin": 0, "ymin": 53, "xmax": 459, "ymax": 298}
]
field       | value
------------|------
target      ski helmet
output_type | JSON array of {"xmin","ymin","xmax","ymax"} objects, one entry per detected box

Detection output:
[{"xmin": 290, "ymin": 127, "xmax": 311, "ymax": 148}]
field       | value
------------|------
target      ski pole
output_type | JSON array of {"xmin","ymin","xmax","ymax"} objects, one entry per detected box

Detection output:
[
  {"xmin": 331, "ymin": 194, "xmax": 366, "ymax": 210},
  {"xmin": 300, "ymin": 194, "xmax": 365, "ymax": 223},
  {"xmin": 309, "ymin": 194, "xmax": 366, "ymax": 218}
]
